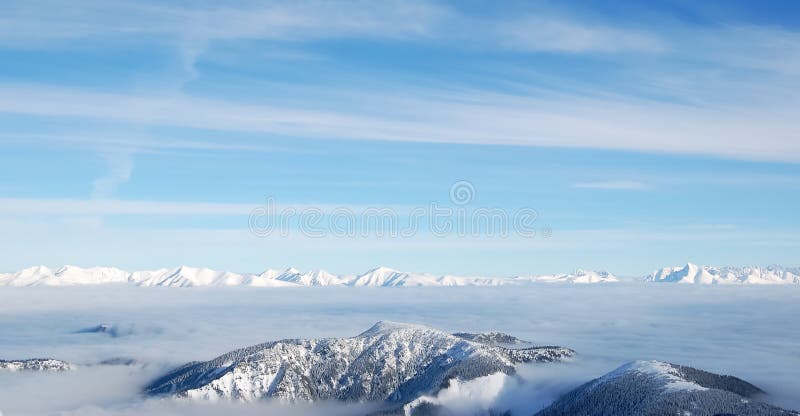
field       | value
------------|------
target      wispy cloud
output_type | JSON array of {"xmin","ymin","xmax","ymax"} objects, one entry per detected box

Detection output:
[
  {"xmin": 0, "ymin": 198, "xmax": 408, "ymax": 216},
  {"xmin": 572, "ymin": 181, "xmax": 650, "ymax": 190},
  {"xmin": 0, "ymin": 0, "xmax": 449, "ymax": 83},
  {"xmin": 0, "ymin": 1, "xmax": 656, "ymax": 54},
  {"xmin": 0, "ymin": 2, "xmax": 799, "ymax": 163},
  {"xmin": 92, "ymin": 152, "xmax": 134, "ymax": 199},
  {"xmin": 497, "ymin": 17, "xmax": 664, "ymax": 53},
  {"xmin": 0, "ymin": 198, "xmax": 262, "ymax": 216},
  {"xmin": 1, "ymin": 82, "xmax": 798, "ymax": 161},
  {"xmin": 0, "ymin": 1, "xmax": 446, "ymax": 50}
]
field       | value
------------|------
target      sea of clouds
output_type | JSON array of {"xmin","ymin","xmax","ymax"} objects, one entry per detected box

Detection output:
[{"xmin": 0, "ymin": 284, "xmax": 798, "ymax": 415}]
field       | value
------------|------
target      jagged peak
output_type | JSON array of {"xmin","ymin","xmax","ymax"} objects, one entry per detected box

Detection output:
[{"xmin": 646, "ymin": 262, "xmax": 800, "ymax": 284}]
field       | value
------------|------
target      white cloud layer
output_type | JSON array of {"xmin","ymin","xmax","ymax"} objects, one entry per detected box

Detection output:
[{"xmin": 0, "ymin": 285, "xmax": 798, "ymax": 414}]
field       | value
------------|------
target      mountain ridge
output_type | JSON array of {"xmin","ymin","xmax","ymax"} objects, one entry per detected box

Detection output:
[
  {"xmin": 143, "ymin": 321, "xmax": 575, "ymax": 407},
  {"xmin": 645, "ymin": 262, "xmax": 800, "ymax": 285},
  {"xmin": 2, "ymin": 262, "xmax": 799, "ymax": 287},
  {"xmin": 0, "ymin": 265, "xmax": 619, "ymax": 287},
  {"xmin": 534, "ymin": 360, "xmax": 797, "ymax": 416}
]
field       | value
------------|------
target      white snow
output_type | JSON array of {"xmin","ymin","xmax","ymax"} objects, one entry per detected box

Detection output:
[
  {"xmin": 600, "ymin": 360, "xmax": 707, "ymax": 393},
  {"xmin": 0, "ymin": 358, "xmax": 73, "ymax": 372},
  {"xmin": 2, "ymin": 262, "xmax": 796, "ymax": 287},
  {"xmin": 514, "ymin": 269, "xmax": 619, "ymax": 284},
  {"xmin": 148, "ymin": 321, "xmax": 571, "ymax": 403},
  {"xmin": 0, "ymin": 265, "xmax": 621, "ymax": 287},
  {"xmin": 646, "ymin": 263, "xmax": 800, "ymax": 285},
  {"xmin": 0, "ymin": 265, "xmax": 129, "ymax": 287}
]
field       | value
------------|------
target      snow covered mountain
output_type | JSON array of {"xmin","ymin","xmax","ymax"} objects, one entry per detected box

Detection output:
[
  {"xmin": 262, "ymin": 267, "xmax": 351, "ymax": 286},
  {"xmin": 646, "ymin": 263, "xmax": 800, "ymax": 284},
  {"xmin": 4, "ymin": 262, "xmax": 799, "ymax": 287},
  {"xmin": 144, "ymin": 321, "xmax": 574, "ymax": 407},
  {"xmin": 0, "ymin": 265, "xmax": 129, "ymax": 286},
  {"xmin": 0, "ymin": 265, "xmax": 619, "ymax": 287},
  {"xmin": 0, "ymin": 265, "xmax": 132, "ymax": 287},
  {"xmin": 0, "ymin": 358, "xmax": 73, "ymax": 372},
  {"xmin": 534, "ymin": 360, "xmax": 797, "ymax": 416},
  {"xmin": 347, "ymin": 266, "xmax": 510, "ymax": 287},
  {"xmin": 514, "ymin": 269, "xmax": 619, "ymax": 284}
]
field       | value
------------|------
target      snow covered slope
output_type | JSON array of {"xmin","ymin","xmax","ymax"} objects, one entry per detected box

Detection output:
[
  {"xmin": 451, "ymin": 331, "xmax": 534, "ymax": 348},
  {"xmin": 144, "ymin": 321, "xmax": 574, "ymax": 406},
  {"xmin": 515, "ymin": 269, "xmax": 619, "ymax": 284},
  {"xmin": 0, "ymin": 265, "xmax": 128, "ymax": 286},
  {"xmin": 0, "ymin": 265, "xmax": 620, "ymax": 287},
  {"xmin": 0, "ymin": 358, "xmax": 73, "ymax": 372},
  {"xmin": 3, "ymin": 263, "xmax": 798, "ymax": 287},
  {"xmin": 646, "ymin": 263, "xmax": 800, "ymax": 284},
  {"xmin": 347, "ymin": 266, "xmax": 510, "ymax": 287},
  {"xmin": 534, "ymin": 360, "xmax": 797, "ymax": 416},
  {"xmin": 261, "ymin": 267, "xmax": 351, "ymax": 286}
]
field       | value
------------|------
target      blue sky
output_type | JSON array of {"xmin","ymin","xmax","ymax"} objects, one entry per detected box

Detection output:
[{"xmin": 1, "ymin": 0, "xmax": 799, "ymax": 276}]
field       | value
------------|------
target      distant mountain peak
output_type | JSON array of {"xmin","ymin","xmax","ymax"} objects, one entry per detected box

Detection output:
[
  {"xmin": 0, "ymin": 358, "xmax": 73, "ymax": 372},
  {"xmin": 646, "ymin": 263, "xmax": 800, "ymax": 285},
  {"xmin": 363, "ymin": 265, "xmax": 400, "ymax": 274}
]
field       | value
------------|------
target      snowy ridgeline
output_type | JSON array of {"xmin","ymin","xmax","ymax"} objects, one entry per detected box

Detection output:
[
  {"xmin": 0, "ymin": 265, "xmax": 618, "ymax": 287},
  {"xmin": 0, "ymin": 262, "xmax": 798, "ymax": 287},
  {"xmin": 531, "ymin": 360, "xmax": 797, "ymax": 416},
  {"xmin": 143, "ymin": 321, "xmax": 574, "ymax": 407},
  {"xmin": 644, "ymin": 262, "xmax": 800, "ymax": 285},
  {"xmin": 0, "ymin": 358, "xmax": 73, "ymax": 372}
]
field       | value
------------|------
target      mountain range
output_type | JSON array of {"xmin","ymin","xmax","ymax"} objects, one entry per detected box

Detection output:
[
  {"xmin": 644, "ymin": 263, "xmax": 800, "ymax": 285},
  {"xmin": 1, "ymin": 263, "xmax": 798, "ymax": 287},
  {"xmin": 0, "ymin": 265, "xmax": 618, "ymax": 287}
]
